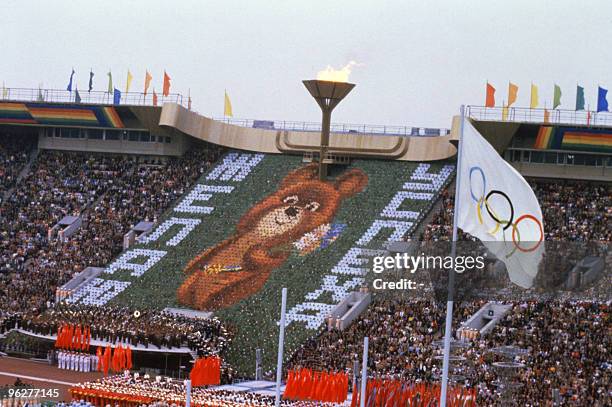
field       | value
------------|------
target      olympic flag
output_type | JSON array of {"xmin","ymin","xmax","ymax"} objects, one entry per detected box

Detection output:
[{"xmin": 456, "ymin": 118, "xmax": 544, "ymax": 288}]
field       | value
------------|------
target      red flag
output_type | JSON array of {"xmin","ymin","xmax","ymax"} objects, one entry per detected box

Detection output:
[
  {"xmin": 103, "ymin": 345, "xmax": 111, "ymax": 375},
  {"xmin": 96, "ymin": 347, "xmax": 103, "ymax": 372},
  {"xmin": 163, "ymin": 71, "xmax": 171, "ymax": 97},
  {"xmin": 190, "ymin": 359, "xmax": 200, "ymax": 385},
  {"xmin": 153, "ymin": 90, "xmax": 158, "ymax": 106},
  {"xmin": 126, "ymin": 346, "xmax": 132, "ymax": 370},
  {"xmin": 350, "ymin": 382, "xmax": 359, "ymax": 407},
  {"xmin": 485, "ymin": 82, "xmax": 495, "ymax": 107}
]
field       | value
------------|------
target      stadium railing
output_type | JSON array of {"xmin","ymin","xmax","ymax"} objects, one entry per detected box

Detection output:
[
  {"xmin": 0, "ymin": 87, "xmax": 186, "ymax": 107},
  {"xmin": 467, "ymin": 105, "xmax": 612, "ymax": 127},
  {"xmin": 212, "ymin": 117, "xmax": 450, "ymax": 137}
]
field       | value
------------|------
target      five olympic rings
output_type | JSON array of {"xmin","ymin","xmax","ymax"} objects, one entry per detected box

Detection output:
[{"xmin": 469, "ymin": 166, "xmax": 543, "ymax": 255}]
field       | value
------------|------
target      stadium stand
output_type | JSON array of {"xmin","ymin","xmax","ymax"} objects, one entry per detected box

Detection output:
[
  {"xmin": 0, "ymin": 145, "xmax": 224, "ymax": 315},
  {"xmin": 0, "ymin": 133, "xmax": 35, "ymax": 200},
  {"xmin": 287, "ymin": 180, "xmax": 611, "ymax": 405},
  {"xmin": 0, "ymin": 121, "xmax": 609, "ymax": 406}
]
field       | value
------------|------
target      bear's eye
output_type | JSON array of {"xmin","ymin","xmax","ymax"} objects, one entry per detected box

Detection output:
[
  {"xmin": 305, "ymin": 202, "xmax": 320, "ymax": 212},
  {"xmin": 283, "ymin": 195, "xmax": 299, "ymax": 204}
]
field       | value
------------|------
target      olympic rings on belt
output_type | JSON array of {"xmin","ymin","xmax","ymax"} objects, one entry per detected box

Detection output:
[{"xmin": 468, "ymin": 166, "xmax": 543, "ymax": 255}]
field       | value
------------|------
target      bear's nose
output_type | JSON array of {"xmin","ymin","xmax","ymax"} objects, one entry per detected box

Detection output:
[{"xmin": 285, "ymin": 206, "xmax": 299, "ymax": 217}]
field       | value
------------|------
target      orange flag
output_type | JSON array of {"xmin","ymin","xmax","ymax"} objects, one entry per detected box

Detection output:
[
  {"xmin": 152, "ymin": 89, "xmax": 158, "ymax": 106},
  {"xmin": 144, "ymin": 71, "xmax": 153, "ymax": 95},
  {"xmin": 162, "ymin": 71, "xmax": 171, "ymax": 96},
  {"xmin": 485, "ymin": 82, "xmax": 495, "ymax": 107},
  {"xmin": 508, "ymin": 82, "xmax": 518, "ymax": 107}
]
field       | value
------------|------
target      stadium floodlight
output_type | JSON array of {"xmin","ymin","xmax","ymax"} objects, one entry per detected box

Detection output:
[{"xmin": 303, "ymin": 79, "xmax": 355, "ymax": 180}]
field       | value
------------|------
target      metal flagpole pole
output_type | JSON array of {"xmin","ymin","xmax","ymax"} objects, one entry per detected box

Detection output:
[
  {"xmin": 360, "ymin": 336, "xmax": 369, "ymax": 407},
  {"xmin": 275, "ymin": 287, "xmax": 288, "ymax": 407},
  {"xmin": 440, "ymin": 105, "xmax": 466, "ymax": 407},
  {"xmin": 185, "ymin": 379, "xmax": 192, "ymax": 407}
]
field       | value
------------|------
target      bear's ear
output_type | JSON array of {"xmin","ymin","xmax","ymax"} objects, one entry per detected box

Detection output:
[
  {"xmin": 335, "ymin": 168, "xmax": 368, "ymax": 198},
  {"xmin": 280, "ymin": 164, "xmax": 318, "ymax": 188}
]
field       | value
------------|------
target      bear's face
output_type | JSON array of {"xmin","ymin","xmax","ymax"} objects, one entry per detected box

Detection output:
[
  {"xmin": 242, "ymin": 164, "xmax": 368, "ymax": 244},
  {"xmin": 254, "ymin": 182, "xmax": 336, "ymax": 239}
]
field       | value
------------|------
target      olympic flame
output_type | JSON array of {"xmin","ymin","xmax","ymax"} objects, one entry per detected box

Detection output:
[{"xmin": 316, "ymin": 61, "xmax": 358, "ymax": 83}]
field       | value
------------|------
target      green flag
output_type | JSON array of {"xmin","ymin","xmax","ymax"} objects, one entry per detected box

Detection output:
[
  {"xmin": 107, "ymin": 71, "xmax": 113, "ymax": 94},
  {"xmin": 553, "ymin": 84, "xmax": 562, "ymax": 109},
  {"xmin": 575, "ymin": 85, "xmax": 585, "ymax": 110}
]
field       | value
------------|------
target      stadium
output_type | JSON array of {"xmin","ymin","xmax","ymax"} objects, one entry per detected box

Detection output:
[{"xmin": 1, "ymin": 2, "xmax": 611, "ymax": 407}]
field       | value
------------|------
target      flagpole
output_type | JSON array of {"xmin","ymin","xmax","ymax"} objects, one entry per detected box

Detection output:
[
  {"xmin": 359, "ymin": 336, "xmax": 368, "ymax": 407},
  {"xmin": 440, "ymin": 104, "xmax": 466, "ymax": 407},
  {"xmin": 185, "ymin": 379, "xmax": 192, "ymax": 407},
  {"xmin": 274, "ymin": 287, "xmax": 288, "ymax": 407}
]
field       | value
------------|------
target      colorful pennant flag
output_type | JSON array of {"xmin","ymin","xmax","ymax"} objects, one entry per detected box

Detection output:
[
  {"xmin": 125, "ymin": 69, "xmax": 134, "ymax": 93},
  {"xmin": 152, "ymin": 89, "xmax": 158, "ymax": 106},
  {"xmin": 113, "ymin": 88, "xmax": 121, "ymax": 105},
  {"xmin": 107, "ymin": 71, "xmax": 113, "ymax": 94},
  {"xmin": 576, "ymin": 85, "xmax": 585, "ymax": 110},
  {"xmin": 2, "ymin": 82, "xmax": 7, "ymax": 99},
  {"xmin": 75, "ymin": 87, "xmax": 81, "ymax": 103},
  {"xmin": 224, "ymin": 90, "xmax": 233, "ymax": 117},
  {"xmin": 67, "ymin": 69, "xmax": 75, "ymax": 92},
  {"xmin": 163, "ymin": 71, "xmax": 171, "ymax": 96},
  {"xmin": 597, "ymin": 86, "xmax": 608, "ymax": 112},
  {"xmin": 543, "ymin": 109, "xmax": 550, "ymax": 123},
  {"xmin": 502, "ymin": 103, "xmax": 509, "ymax": 121},
  {"xmin": 530, "ymin": 83, "xmax": 539, "ymax": 108},
  {"xmin": 144, "ymin": 70, "xmax": 152, "ymax": 96},
  {"xmin": 88, "ymin": 70, "xmax": 94, "ymax": 92},
  {"xmin": 485, "ymin": 82, "xmax": 495, "ymax": 107},
  {"xmin": 508, "ymin": 82, "xmax": 518, "ymax": 107},
  {"xmin": 553, "ymin": 84, "xmax": 562, "ymax": 109}
]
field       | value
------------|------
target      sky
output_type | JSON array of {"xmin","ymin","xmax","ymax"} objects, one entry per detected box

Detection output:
[{"xmin": 2, "ymin": 0, "xmax": 612, "ymax": 129}]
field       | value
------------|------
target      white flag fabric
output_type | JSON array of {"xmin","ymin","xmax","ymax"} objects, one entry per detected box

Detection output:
[{"xmin": 457, "ymin": 118, "xmax": 545, "ymax": 288}]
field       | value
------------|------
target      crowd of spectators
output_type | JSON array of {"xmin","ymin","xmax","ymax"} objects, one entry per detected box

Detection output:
[
  {"xmin": 18, "ymin": 304, "xmax": 231, "ymax": 357},
  {"xmin": 420, "ymin": 180, "xmax": 611, "ymax": 242},
  {"xmin": 0, "ymin": 145, "xmax": 223, "ymax": 314},
  {"xmin": 287, "ymin": 180, "xmax": 610, "ymax": 405},
  {"xmin": 288, "ymin": 299, "xmax": 482, "ymax": 380},
  {"xmin": 0, "ymin": 134, "xmax": 35, "ymax": 199},
  {"xmin": 288, "ymin": 298, "xmax": 610, "ymax": 405}
]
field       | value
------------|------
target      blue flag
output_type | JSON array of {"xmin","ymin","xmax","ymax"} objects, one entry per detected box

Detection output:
[
  {"xmin": 67, "ymin": 69, "xmax": 75, "ymax": 92},
  {"xmin": 75, "ymin": 88, "xmax": 81, "ymax": 103},
  {"xmin": 597, "ymin": 86, "xmax": 608, "ymax": 112},
  {"xmin": 88, "ymin": 70, "xmax": 94, "ymax": 92},
  {"xmin": 575, "ymin": 85, "xmax": 585, "ymax": 110},
  {"xmin": 113, "ymin": 88, "xmax": 121, "ymax": 105}
]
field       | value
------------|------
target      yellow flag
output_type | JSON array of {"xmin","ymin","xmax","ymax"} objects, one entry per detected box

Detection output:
[
  {"xmin": 126, "ymin": 70, "xmax": 134, "ymax": 93},
  {"xmin": 1, "ymin": 82, "xmax": 7, "ymax": 99},
  {"xmin": 502, "ymin": 104, "xmax": 509, "ymax": 121},
  {"xmin": 224, "ymin": 90, "xmax": 233, "ymax": 117},
  {"xmin": 508, "ymin": 82, "xmax": 518, "ymax": 107},
  {"xmin": 530, "ymin": 83, "xmax": 539, "ymax": 109}
]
